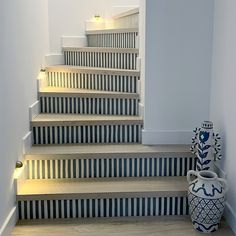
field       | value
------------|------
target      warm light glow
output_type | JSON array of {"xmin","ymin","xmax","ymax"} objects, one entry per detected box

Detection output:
[
  {"xmin": 13, "ymin": 161, "xmax": 25, "ymax": 179},
  {"xmin": 93, "ymin": 15, "xmax": 103, "ymax": 23},
  {"xmin": 14, "ymin": 167, "xmax": 23, "ymax": 179}
]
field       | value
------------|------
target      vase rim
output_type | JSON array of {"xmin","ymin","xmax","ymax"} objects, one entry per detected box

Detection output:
[
  {"xmin": 198, "ymin": 170, "xmax": 217, "ymax": 180},
  {"xmin": 202, "ymin": 121, "xmax": 213, "ymax": 129}
]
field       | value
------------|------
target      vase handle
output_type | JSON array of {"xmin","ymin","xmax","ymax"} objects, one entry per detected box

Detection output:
[
  {"xmin": 218, "ymin": 178, "xmax": 228, "ymax": 193},
  {"xmin": 187, "ymin": 170, "xmax": 198, "ymax": 183}
]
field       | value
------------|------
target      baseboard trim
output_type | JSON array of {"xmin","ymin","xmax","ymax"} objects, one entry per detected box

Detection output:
[
  {"xmin": 62, "ymin": 36, "xmax": 87, "ymax": 48},
  {"xmin": 142, "ymin": 130, "xmax": 192, "ymax": 145},
  {"xmin": 45, "ymin": 54, "xmax": 64, "ymax": 66},
  {"xmin": 224, "ymin": 202, "xmax": 236, "ymax": 234},
  {"xmin": 29, "ymin": 101, "xmax": 39, "ymax": 122},
  {"xmin": 139, "ymin": 103, "xmax": 144, "ymax": 118},
  {"xmin": 112, "ymin": 6, "xmax": 139, "ymax": 19},
  {"xmin": 22, "ymin": 131, "xmax": 32, "ymax": 155},
  {"xmin": 0, "ymin": 207, "xmax": 17, "ymax": 236}
]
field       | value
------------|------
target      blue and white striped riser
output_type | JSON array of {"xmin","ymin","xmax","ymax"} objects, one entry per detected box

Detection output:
[
  {"xmin": 25, "ymin": 156, "xmax": 196, "ymax": 180},
  {"xmin": 39, "ymin": 89, "xmax": 139, "ymax": 115},
  {"xmin": 46, "ymin": 66, "xmax": 140, "ymax": 93},
  {"xmin": 18, "ymin": 197, "xmax": 188, "ymax": 220},
  {"xmin": 63, "ymin": 48, "xmax": 138, "ymax": 70},
  {"xmin": 86, "ymin": 28, "xmax": 138, "ymax": 48}
]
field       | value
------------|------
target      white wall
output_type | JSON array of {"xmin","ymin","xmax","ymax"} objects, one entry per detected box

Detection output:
[
  {"xmin": 210, "ymin": 0, "xmax": 236, "ymax": 233},
  {"xmin": 47, "ymin": 0, "xmax": 139, "ymax": 53},
  {"xmin": 0, "ymin": 1, "xmax": 49, "ymax": 235},
  {"xmin": 142, "ymin": 0, "xmax": 214, "ymax": 144}
]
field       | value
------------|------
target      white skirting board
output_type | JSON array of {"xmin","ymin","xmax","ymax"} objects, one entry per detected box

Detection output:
[
  {"xmin": 0, "ymin": 207, "xmax": 17, "ymax": 236},
  {"xmin": 62, "ymin": 36, "xmax": 87, "ymax": 48},
  {"xmin": 22, "ymin": 131, "xmax": 32, "ymax": 155},
  {"xmin": 45, "ymin": 54, "xmax": 64, "ymax": 66},
  {"xmin": 139, "ymin": 103, "xmax": 144, "ymax": 118},
  {"xmin": 112, "ymin": 6, "xmax": 139, "ymax": 18},
  {"xmin": 29, "ymin": 101, "xmax": 39, "ymax": 122},
  {"xmin": 224, "ymin": 202, "xmax": 236, "ymax": 234},
  {"xmin": 142, "ymin": 130, "xmax": 192, "ymax": 145}
]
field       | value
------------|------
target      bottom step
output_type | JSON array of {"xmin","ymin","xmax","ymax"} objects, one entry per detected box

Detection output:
[{"xmin": 17, "ymin": 177, "xmax": 188, "ymax": 220}]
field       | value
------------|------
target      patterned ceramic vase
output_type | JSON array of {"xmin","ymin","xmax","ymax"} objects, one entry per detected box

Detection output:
[
  {"xmin": 187, "ymin": 170, "xmax": 227, "ymax": 233},
  {"xmin": 190, "ymin": 121, "xmax": 222, "ymax": 171}
]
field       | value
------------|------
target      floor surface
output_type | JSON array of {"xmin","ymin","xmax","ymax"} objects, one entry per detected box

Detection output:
[{"xmin": 12, "ymin": 216, "xmax": 235, "ymax": 236}]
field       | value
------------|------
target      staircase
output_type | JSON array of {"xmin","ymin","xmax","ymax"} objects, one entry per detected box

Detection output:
[{"xmin": 16, "ymin": 14, "xmax": 196, "ymax": 222}]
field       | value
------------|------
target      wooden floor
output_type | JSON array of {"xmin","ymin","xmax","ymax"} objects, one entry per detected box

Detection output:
[{"xmin": 12, "ymin": 216, "xmax": 234, "ymax": 236}]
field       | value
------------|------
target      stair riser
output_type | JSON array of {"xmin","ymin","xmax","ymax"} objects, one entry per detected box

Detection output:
[
  {"xmin": 32, "ymin": 125, "xmax": 142, "ymax": 145},
  {"xmin": 64, "ymin": 51, "xmax": 138, "ymax": 70},
  {"xmin": 47, "ymin": 71, "xmax": 139, "ymax": 93},
  {"xmin": 40, "ymin": 97, "xmax": 139, "ymax": 115},
  {"xmin": 18, "ymin": 197, "xmax": 188, "ymax": 220},
  {"xmin": 87, "ymin": 32, "xmax": 138, "ymax": 48},
  {"xmin": 26, "ymin": 157, "xmax": 196, "ymax": 179}
]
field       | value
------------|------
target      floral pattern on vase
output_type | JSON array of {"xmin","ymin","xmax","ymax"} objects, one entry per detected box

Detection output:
[
  {"xmin": 190, "ymin": 121, "xmax": 222, "ymax": 171},
  {"xmin": 187, "ymin": 170, "xmax": 227, "ymax": 233}
]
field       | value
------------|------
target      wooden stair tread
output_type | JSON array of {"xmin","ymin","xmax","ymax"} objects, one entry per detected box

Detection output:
[
  {"xmin": 46, "ymin": 65, "xmax": 140, "ymax": 76},
  {"xmin": 86, "ymin": 28, "xmax": 138, "ymax": 35},
  {"xmin": 17, "ymin": 177, "xmax": 187, "ymax": 200},
  {"xmin": 26, "ymin": 144, "xmax": 193, "ymax": 159},
  {"xmin": 31, "ymin": 114, "xmax": 143, "ymax": 126},
  {"xmin": 39, "ymin": 87, "xmax": 139, "ymax": 99},
  {"xmin": 62, "ymin": 47, "xmax": 139, "ymax": 53}
]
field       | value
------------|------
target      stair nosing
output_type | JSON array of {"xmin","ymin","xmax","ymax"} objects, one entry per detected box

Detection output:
[
  {"xmin": 31, "ymin": 114, "xmax": 143, "ymax": 126},
  {"xmin": 24, "ymin": 144, "xmax": 193, "ymax": 160},
  {"xmin": 39, "ymin": 88, "xmax": 139, "ymax": 99},
  {"xmin": 86, "ymin": 27, "xmax": 138, "ymax": 35},
  {"xmin": 46, "ymin": 66, "xmax": 140, "ymax": 77},
  {"xmin": 62, "ymin": 47, "xmax": 139, "ymax": 53}
]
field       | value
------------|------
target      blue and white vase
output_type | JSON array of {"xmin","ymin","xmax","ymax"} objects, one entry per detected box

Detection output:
[
  {"xmin": 190, "ymin": 121, "xmax": 222, "ymax": 171},
  {"xmin": 187, "ymin": 170, "xmax": 227, "ymax": 233}
]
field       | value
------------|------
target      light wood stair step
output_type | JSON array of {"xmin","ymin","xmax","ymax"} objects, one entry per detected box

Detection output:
[
  {"xmin": 39, "ymin": 87, "xmax": 139, "ymax": 99},
  {"xmin": 26, "ymin": 144, "xmax": 193, "ymax": 159},
  {"xmin": 31, "ymin": 114, "xmax": 143, "ymax": 126},
  {"xmin": 46, "ymin": 65, "xmax": 140, "ymax": 76},
  {"xmin": 17, "ymin": 177, "xmax": 187, "ymax": 201},
  {"xmin": 63, "ymin": 47, "xmax": 139, "ymax": 53},
  {"xmin": 24, "ymin": 145, "xmax": 195, "ymax": 179},
  {"xmin": 86, "ymin": 28, "xmax": 138, "ymax": 35}
]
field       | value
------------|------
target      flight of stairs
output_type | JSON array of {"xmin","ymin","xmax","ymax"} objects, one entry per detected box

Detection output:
[{"xmin": 16, "ymin": 24, "xmax": 196, "ymax": 221}]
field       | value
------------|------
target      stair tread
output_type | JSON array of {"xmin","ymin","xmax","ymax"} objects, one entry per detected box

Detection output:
[
  {"xmin": 32, "ymin": 114, "xmax": 143, "ymax": 124},
  {"xmin": 17, "ymin": 177, "xmax": 187, "ymax": 200},
  {"xmin": 46, "ymin": 65, "xmax": 140, "ymax": 75},
  {"xmin": 26, "ymin": 144, "xmax": 192, "ymax": 157},
  {"xmin": 86, "ymin": 27, "xmax": 138, "ymax": 35},
  {"xmin": 39, "ymin": 87, "xmax": 139, "ymax": 99},
  {"xmin": 63, "ymin": 47, "xmax": 139, "ymax": 53}
]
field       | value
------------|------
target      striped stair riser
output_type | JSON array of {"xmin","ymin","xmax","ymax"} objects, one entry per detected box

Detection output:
[
  {"xmin": 18, "ymin": 197, "xmax": 189, "ymax": 220},
  {"xmin": 32, "ymin": 125, "xmax": 142, "ymax": 145},
  {"xmin": 47, "ymin": 72, "xmax": 139, "ymax": 93},
  {"xmin": 87, "ymin": 32, "xmax": 138, "ymax": 48},
  {"xmin": 26, "ymin": 157, "xmax": 196, "ymax": 179},
  {"xmin": 64, "ymin": 51, "xmax": 138, "ymax": 70},
  {"xmin": 40, "ymin": 97, "xmax": 139, "ymax": 115}
]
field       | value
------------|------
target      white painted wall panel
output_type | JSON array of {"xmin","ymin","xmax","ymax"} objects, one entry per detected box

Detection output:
[
  {"xmin": 143, "ymin": 0, "xmax": 214, "ymax": 144},
  {"xmin": 0, "ymin": 0, "xmax": 49, "ymax": 234},
  {"xmin": 210, "ymin": 0, "xmax": 236, "ymax": 233}
]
